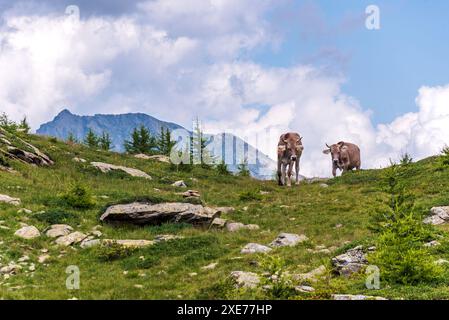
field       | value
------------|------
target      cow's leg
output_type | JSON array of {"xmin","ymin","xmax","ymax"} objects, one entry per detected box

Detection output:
[
  {"xmin": 281, "ymin": 163, "xmax": 287, "ymax": 186},
  {"xmin": 295, "ymin": 159, "xmax": 300, "ymax": 185},
  {"xmin": 287, "ymin": 162, "xmax": 293, "ymax": 187},
  {"xmin": 277, "ymin": 160, "xmax": 283, "ymax": 186}
]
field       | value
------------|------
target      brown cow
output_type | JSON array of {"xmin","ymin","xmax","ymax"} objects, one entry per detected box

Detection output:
[
  {"xmin": 277, "ymin": 132, "xmax": 304, "ymax": 187},
  {"xmin": 323, "ymin": 141, "xmax": 361, "ymax": 177}
]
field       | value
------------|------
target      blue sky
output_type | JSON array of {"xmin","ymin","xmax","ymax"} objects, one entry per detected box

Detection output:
[
  {"xmin": 253, "ymin": 0, "xmax": 449, "ymax": 124},
  {"xmin": 1, "ymin": 0, "xmax": 449, "ymax": 176}
]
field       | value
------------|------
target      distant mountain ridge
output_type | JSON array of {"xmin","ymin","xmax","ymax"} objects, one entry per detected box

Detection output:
[{"xmin": 37, "ymin": 109, "xmax": 276, "ymax": 179}]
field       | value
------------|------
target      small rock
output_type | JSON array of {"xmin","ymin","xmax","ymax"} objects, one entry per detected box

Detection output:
[
  {"xmin": 201, "ymin": 263, "xmax": 218, "ymax": 270},
  {"xmin": 46, "ymin": 224, "xmax": 73, "ymax": 238},
  {"xmin": 0, "ymin": 194, "xmax": 21, "ymax": 206},
  {"xmin": 270, "ymin": 233, "xmax": 308, "ymax": 247},
  {"xmin": 295, "ymin": 285, "xmax": 315, "ymax": 293},
  {"xmin": 91, "ymin": 230, "xmax": 103, "ymax": 238},
  {"xmin": 424, "ymin": 240, "xmax": 441, "ymax": 247},
  {"xmin": 424, "ymin": 207, "xmax": 449, "ymax": 225},
  {"xmin": 241, "ymin": 243, "xmax": 272, "ymax": 254},
  {"xmin": 18, "ymin": 256, "xmax": 30, "ymax": 262},
  {"xmin": 55, "ymin": 232, "xmax": 88, "ymax": 246},
  {"xmin": 38, "ymin": 255, "xmax": 50, "ymax": 264},
  {"xmin": 211, "ymin": 218, "xmax": 228, "ymax": 228},
  {"xmin": 72, "ymin": 157, "xmax": 87, "ymax": 163},
  {"xmin": 153, "ymin": 234, "xmax": 183, "ymax": 243},
  {"xmin": 189, "ymin": 272, "xmax": 198, "ymax": 277},
  {"xmin": 172, "ymin": 180, "xmax": 187, "ymax": 188},
  {"xmin": 181, "ymin": 190, "xmax": 200, "ymax": 198},
  {"xmin": 319, "ymin": 183, "xmax": 329, "ymax": 188},
  {"xmin": 14, "ymin": 226, "xmax": 40, "ymax": 239},
  {"xmin": 230, "ymin": 271, "xmax": 260, "ymax": 288},
  {"xmin": 17, "ymin": 208, "xmax": 32, "ymax": 214},
  {"xmin": 134, "ymin": 284, "xmax": 144, "ymax": 289},
  {"xmin": 294, "ymin": 265, "xmax": 327, "ymax": 283},
  {"xmin": 335, "ymin": 224, "xmax": 343, "ymax": 229},
  {"xmin": 226, "ymin": 222, "xmax": 259, "ymax": 232},
  {"xmin": 332, "ymin": 246, "xmax": 368, "ymax": 277},
  {"xmin": 215, "ymin": 207, "xmax": 235, "ymax": 214}
]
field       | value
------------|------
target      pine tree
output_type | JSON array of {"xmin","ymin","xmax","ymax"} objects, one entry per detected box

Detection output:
[
  {"xmin": 191, "ymin": 118, "xmax": 214, "ymax": 168},
  {"xmin": 99, "ymin": 131, "xmax": 112, "ymax": 151},
  {"xmin": 18, "ymin": 116, "xmax": 31, "ymax": 134},
  {"xmin": 215, "ymin": 160, "xmax": 230, "ymax": 175},
  {"xmin": 237, "ymin": 158, "xmax": 251, "ymax": 177},
  {"xmin": 157, "ymin": 127, "xmax": 177, "ymax": 156},
  {"xmin": 84, "ymin": 128, "xmax": 99, "ymax": 148},
  {"xmin": 124, "ymin": 125, "xmax": 157, "ymax": 154},
  {"xmin": 67, "ymin": 132, "xmax": 78, "ymax": 144}
]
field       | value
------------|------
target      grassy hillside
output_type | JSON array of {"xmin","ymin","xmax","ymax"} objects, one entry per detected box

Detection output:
[{"xmin": 1, "ymin": 131, "xmax": 449, "ymax": 300}]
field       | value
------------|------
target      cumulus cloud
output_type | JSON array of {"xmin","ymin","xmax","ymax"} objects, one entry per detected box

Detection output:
[{"xmin": 1, "ymin": 1, "xmax": 449, "ymax": 177}]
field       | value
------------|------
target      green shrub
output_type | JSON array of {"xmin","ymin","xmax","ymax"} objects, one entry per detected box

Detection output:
[
  {"xmin": 399, "ymin": 152, "xmax": 413, "ymax": 166},
  {"xmin": 95, "ymin": 242, "xmax": 135, "ymax": 262},
  {"xmin": 215, "ymin": 160, "xmax": 230, "ymax": 175},
  {"xmin": 438, "ymin": 146, "xmax": 449, "ymax": 168},
  {"xmin": 368, "ymin": 216, "xmax": 443, "ymax": 285},
  {"xmin": 258, "ymin": 255, "xmax": 296, "ymax": 299},
  {"xmin": 0, "ymin": 153, "xmax": 10, "ymax": 167},
  {"xmin": 60, "ymin": 183, "xmax": 96, "ymax": 209},
  {"xmin": 238, "ymin": 190, "xmax": 262, "ymax": 201}
]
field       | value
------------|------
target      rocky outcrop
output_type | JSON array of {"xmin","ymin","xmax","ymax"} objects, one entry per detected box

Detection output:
[
  {"xmin": 91, "ymin": 162, "xmax": 152, "ymax": 179},
  {"xmin": 100, "ymin": 202, "xmax": 220, "ymax": 227},
  {"xmin": 270, "ymin": 233, "xmax": 308, "ymax": 247},
  {"xmin": 55, "ymin": 232, "xmax": 88, "ymax": 246},
  {"xmin": 332, "ymin": 246, "xmax": 368, "ymax": 277},
  {"xmin": 332, "ymin": 294, "xmax": 387, "ymax": 300},
  {"xmin": 45, "ymin": 224, "xmax": 73, "ymax": 238},
  {"xmin": 0, "ymin": 194, "xmax": 21, "ymax": 206},
  {"xmin": 424, "ymin": 207, "xmax": 449, "ymax": 225},
  {"xmin": 294, "ymin": 265, "xmax": 327, "ymax": 283},
  {"xmin": 180, "ymin": 190, "xmax": 201, "ymax": 199}
]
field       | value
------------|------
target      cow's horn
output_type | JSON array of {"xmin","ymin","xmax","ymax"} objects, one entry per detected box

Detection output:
[{"xmin": 325, "ymin": 143, "xmax": 330, "ymax": 148}]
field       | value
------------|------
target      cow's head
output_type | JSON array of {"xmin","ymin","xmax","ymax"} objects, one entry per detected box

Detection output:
[
  {"xmin": 280, "ymin": 134, "xmax": 303, "ymax": 162},
  {"xmin": 323, "ymin": 142, "xmax": 344, "ymax": 166}
]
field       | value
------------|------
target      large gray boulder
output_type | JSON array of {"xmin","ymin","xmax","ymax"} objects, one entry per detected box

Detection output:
[
  {"xmin": 91, "ymin": 162, "xmax": 152, "ymax": 179},
  {"xmin": 14, "ymin": 225, "xmax": 40, "ymax": 239},
  {"xmin": 332, "ymin": 246, "xmax": 368, "ymax": 277},
  {"xmin": 100, "ymin": 202, "xmax": 220, "ymax": 226},
  {"xmin": 0, "ymin": 194, "xmax": 21, "ymax": 206},
  {"xmin": 270, "ymin": 233, "xmax": 308, "ymax": 247}
]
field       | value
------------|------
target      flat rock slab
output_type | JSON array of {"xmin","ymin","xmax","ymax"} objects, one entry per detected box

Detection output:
[
  {"xmin": 424, "ymin": 207, "xmax": 449, "ymax": 225},
  {"xmin": 230, "ymin": 271, "xmax": 260, "ymax": 288},
  {"xmin": 55, "ymin": 232, "xmax": 88, "ymax": 246},
  {"xmin": 0, "ymin": 194, "xmax": 21, "ymax": 206},
  {"xmin": 226, "ymin": 222, "xmax": 259, "ymax": 232},
  {"xmin": 46, "ymin": 224, "xmax": 74, "ymax": 238},
  {"xmin": 270, "ymin": 233, "xmax": 308, "ymax": 247},
  {"xmin": 91, "ymin": 162, "xmax": 152, "ymax": 179},
  {"xmin": 241, "ymin": 243, "xmax": 272, "ymax": 254},
  {"xmin": 100, "ymin": 202, "xmax": 220, "ymax": 227},
  {"xmin": 14, "ymin": 226, "xmax": 40, "ymax": 239},
  {"xmin": 172, "ymin": 180, "xmax": 187, "ymax": 187},
  {"xmin": 294, "ymin": 265, "xmax": 327, "ymax": 283},
  {"xmin": 332, "ymin": 246, "xmax": 368, "ymax": 277},
  {"xmin": 81, "ymin": 239, "xmax": 155, "ymax": 248}
]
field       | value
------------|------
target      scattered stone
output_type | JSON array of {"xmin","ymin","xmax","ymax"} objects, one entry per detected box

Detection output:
[
  {"xmin": 80, "ymin": 239, "xmax": 101, "ymax": 248},
  {"xmin": 230, "ymin": 271, "xmax": 260, "ymax": 289},
  {"xmin": 332, "ymin": 246, "xmax": 368, "ymax": 277},
  {"xmin": 172, "ymin": 180, "xmax": 187, "ymax": 188},
  {"xmin": 260, "ymin": 191, "xmax": 270, "ymax": 195},
  {"xmin": 270, "ymin": 233, "xmax": 308, "ymax": 248},
  {"xmin": 38, "ymin": 255, "xmax": 50, "ymax": 264},
  {"xmin": 100, "ymin": 202, "xmax": 220, "ymax": 227},
  {"xmin": 319, "ymin": 183, "xmax": 329, "ymax": 188},
  {"xmin": 153, "ymin": 234, "xmax": 183, "ymax": 243},
  {"xmin": 147, "ymin": 155, "xmax": 170, "ymax": 163},
  {"xmin": 189, "ymin": 273, "xmax": 198, "ymax": 277},
  {"xmin": 0, "ymin": 194, "xmax": 21, "ymax": 206},
  {"xmin": 294, "ymin": 265, "xmax": 327, "ymax": 283},
  {"xmin": 91, "ymin": 162, "xmax": 152, "ymax": 179},
  {"xmin": 18, "ymin": 256, "xmax": 30, "ymax": 262},
  {"xmin": 335, "ymin": 224, "xmax": 343, "ymax": 229},
  {"xmin": 134, "ymin": 284, "xmax": 144, "ymax": 289},
  {"xmin": 241, "ymin": 243, "xmax": 272, "ymax": 254},
  {"xmin": 201, "ymin": 263, "xmax": 218, "ymax": 270},
  {"xmin": 55, "ymin": 232, "xmax": 88, "ymax": 246},
  {"xmin": 17, "ymin": 208, "xmax": 32, "ymax": 214},
  {"xmin": 72, "ymin": 157, "xmax": 86, "ymax": 163},
  {"xmin": 226, "ymin": 222, "xmax": 260, "ymax": 232},
  {"xmin": 424, "ymin": 206, "xmax": 449, "ymax": 225},
  {"xmin": 46, "ymin": 224, "xmax": 73, "ymax": 238},
  {"xmin": 424, "ymin": 240, "xmax": 441, "ymax": 247},
  {"xmin": 181, "ymin": 190, "xmax": 200, "ymax": 198},
  {"xmin": 134, "ymin": 154, "xmax": 151, "ymax": 160},
  {"xmin": 0, "ymin": 264, "xmax": 21, "ymax": 275},
  {"xmin": 211, "ymin": 218, "xmax": 228, "ymax": 228},
  {"xmin": 435, "ymin": 259, "xmax": 449, "ymax": 265},
  {"xmin": 295, "ymin": 285, "xmax": 315, "ymax": 293},
  {"xmin": 332, "ymin": 294, "xmax": 387, "ymax": 301},
  {"xmin": 103, "ymin": 239, "xmax": 154, "ymax": 248},
  {"xmin": 90, "ymin": 230, "xmax": 103, "ymax": 238},
  {"xmin": 14, "ymin": 226, "xmax": 40, "ymax": 239}
]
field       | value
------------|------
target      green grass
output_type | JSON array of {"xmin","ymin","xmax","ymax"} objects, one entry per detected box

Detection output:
[{"xmin": 1, "ymin": 132, "xmax": 449, "ymax": 299}]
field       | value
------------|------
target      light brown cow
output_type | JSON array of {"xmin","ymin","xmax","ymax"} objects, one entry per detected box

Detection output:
[
  {"xmin": 277, "ymin": 132, "xmax": 304, "ymax": 187},
  {"xmin": 323, "ymin": 141, "xmax": 361, "ymax": 177}
]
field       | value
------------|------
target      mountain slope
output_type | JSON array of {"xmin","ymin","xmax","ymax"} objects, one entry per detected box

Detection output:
[
  {"xmin": 1, "ymin": 131, "xmax": 449, "ymax": 299},
  {"xmin": 36, "ymin": 110, "xmax": 277, "ymax": 179}
]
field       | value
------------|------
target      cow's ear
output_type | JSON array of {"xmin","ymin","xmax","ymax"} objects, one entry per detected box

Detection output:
[{"xmin": 323, "ymin": 149, "xmax": 331, "ymax": 154}]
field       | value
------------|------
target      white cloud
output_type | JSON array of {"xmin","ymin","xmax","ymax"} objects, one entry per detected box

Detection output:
[{"xmin": 1, "ymin": 3, "xmax": 449, "ymax": 178}]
